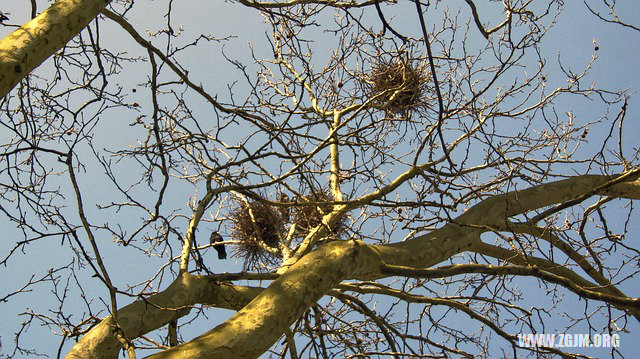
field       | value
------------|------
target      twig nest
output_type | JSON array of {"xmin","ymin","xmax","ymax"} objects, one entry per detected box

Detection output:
[
  {"xmin": 291, "ymin": 190, "xmax": 346, "ymax": 239},
  {"xmin": 230, "ymin": 200, "xmax": 283, "ymax": 270},
  {"xmin": 366, "ymin": 57, "xmax": 430, "ymax": 116}
]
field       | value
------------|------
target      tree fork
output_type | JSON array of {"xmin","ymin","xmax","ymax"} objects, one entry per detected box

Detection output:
[{"xmin": 66, "ymin": 274, "xmax": 262, "ymax": 359}]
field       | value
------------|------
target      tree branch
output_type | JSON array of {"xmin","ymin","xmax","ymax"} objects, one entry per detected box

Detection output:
[
  {"xmin": 0, "ymin": 0, "xmax": 111, "ymax": 97},
  {"xmin": 66, "ymin": 274, "xmax": 263, "ymax": 358}
]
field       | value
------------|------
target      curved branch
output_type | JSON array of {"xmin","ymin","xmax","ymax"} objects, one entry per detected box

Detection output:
[
  {"xmin": 469, "ymin": 241, "xmax": 640, "ymax": 320},
  {"xmin": 381, "ymin": 263, "xmax": 639, "ymax": 311},
  {"xmin": 66, "ymin": 274, "xmax": 263, "ymax": 359},
  {"xmin": 463, "ymin": 0, "xmax": 512, "ymax": 39},
  {"xmin": 147, "ymin": 240, "xmax": 383, "ymax": 358},
  {"xmin": 71, "ymin": 172, "xmax": 640, "ymax": 357},
  {"xmin": 458, "ymin": 170, "xmax": 640, "ymax": 226}
]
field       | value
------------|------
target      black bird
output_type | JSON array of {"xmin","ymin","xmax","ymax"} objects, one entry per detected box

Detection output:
[
  {"xmin": 210, "ymin": 231, "xmax": 227, "ymax": 259},
  {"xmin": 0, "ymin": 12, "xmax": 9, "ymax": 22}
]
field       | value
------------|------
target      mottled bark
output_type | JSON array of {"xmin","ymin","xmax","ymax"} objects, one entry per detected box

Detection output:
[
  {"xmin": 68, "ymin": 173, "xmax": 640, "ymax": 358},
  {"xmin": 146, "ymin": 235, "xmax": 475, "ymax": 358},
  {"xmin": 0, "ymin": 0, "xmax": 111, "ymax": 97},
  {"xmin": 66, "ymin": 274, "xmax": 262, "ymax": 359}
]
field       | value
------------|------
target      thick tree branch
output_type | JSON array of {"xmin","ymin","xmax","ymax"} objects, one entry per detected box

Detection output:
[
  {"xmin": 469, "ymin": 241, "xmax": 640, "ymax": 320},
  {"xmin": 146, "ymin": 240, "xmax": 383, "ymax": 358},
  {"xmin": 71, "ymin": 172, "xmax": 640, "ymax": 357},
  {"xmin": 66, "ymin": 274, "xmax": 263, "ymax": 359},
  {"xmin": 381, "ymin": 263, "xmax": 640, "ymax": 311},
  {"xmin": 0, "ymin": 0, "xmax": 111, "ymax": 97},
  {"xmin": 458, "ymin": 170, "xmax": 640, "ymax": 226}
]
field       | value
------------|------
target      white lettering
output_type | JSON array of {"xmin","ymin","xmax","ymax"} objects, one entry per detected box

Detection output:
[
  {"xmin": 576, "ymin": 333, "xmax": 590, "ymax": 347},
  {"xmin": 516, "ymin": 333, "xmax": 621, "ymax": 348},
  {"xmin": 612, "ymin": 334, "xmax": 620, "ymax": 348},
  {"xmin": 593, "ymin": 334, "xmax": 601, "ymax": 347}
]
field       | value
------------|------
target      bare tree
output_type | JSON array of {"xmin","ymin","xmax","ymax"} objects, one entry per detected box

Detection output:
[{"xmin": 1, "ymin": 0, "xmax": 639, "ymax": 358}]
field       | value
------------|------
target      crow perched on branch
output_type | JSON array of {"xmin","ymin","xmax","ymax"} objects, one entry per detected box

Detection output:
[{"xmin": 210, "ymin": 231, "xmax": 227, "ymax": 259}]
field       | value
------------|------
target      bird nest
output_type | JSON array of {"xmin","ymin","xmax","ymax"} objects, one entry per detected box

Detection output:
[
  {"xmin": 291, "ymin": 190, "xmax": 346, "ymax": 240},
  {"xmin": 230, "ymin": 200, "xmax": 284, "ymax": 270},
  {"xmin": 365, "ymin": 58, "xmax": 430, "ymax": 116}
]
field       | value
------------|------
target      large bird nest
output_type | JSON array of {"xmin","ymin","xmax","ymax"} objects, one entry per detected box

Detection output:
[
  {"xmin": 291, "ymin": 190, "xmax": 347, "ymax": 240},
  {"xmin": 365, "ymin": 58, "xmax": 430, "ymax": 117},
  {"xmin": 230, "ymin": 200, "xmax": 284, "ymax": 271}
]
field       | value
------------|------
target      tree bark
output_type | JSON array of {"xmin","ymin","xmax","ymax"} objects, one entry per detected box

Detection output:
[
  {"xmin": 68, "ymin": 173, "xmax": 640, "ymax": 358},
  {"xmin": 0, "ymin": 0, "xmax": 111, "ymax": 97},
  {"xmin": 66, "ymin": 274, "xmax": 263, "ymax": 359}
]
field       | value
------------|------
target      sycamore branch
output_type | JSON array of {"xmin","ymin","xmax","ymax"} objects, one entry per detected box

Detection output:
[
  {"xmin": 69, "ymin": 172, "xmax": 640, "ymax": 357},
  {"xmin": 0, "ymin": 0, "xmax": 112, "ymax": 97},
  {"xmin": 66, "ymin": 274, "xmax": 263, "ymax": 359},
  {"xmin": 381, "ymin": 263, "xmax": 639, "ymax": 311},
  {"xmin": 457, "ymin": 170, "xmax": 640, "ymax": 226},
  {"xmin": 469, "ymin": 241, "xmax": 640, "ymax": 320}
]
